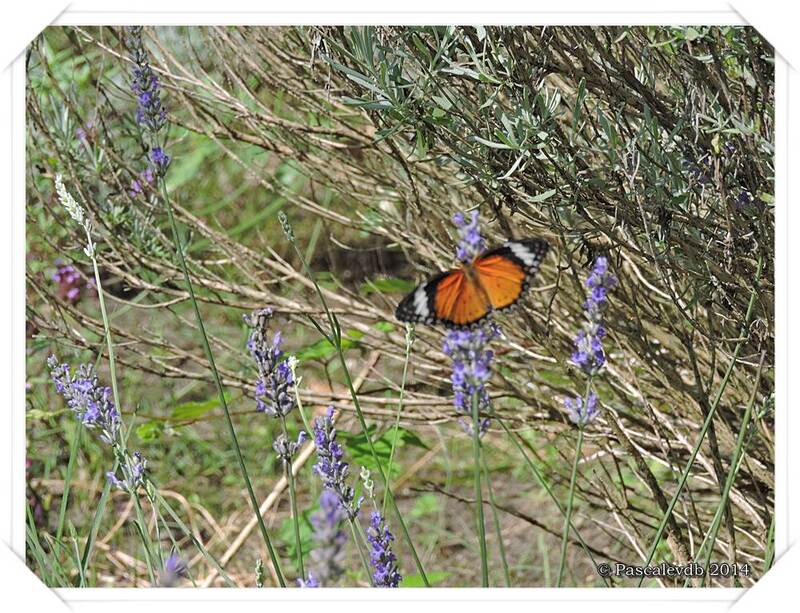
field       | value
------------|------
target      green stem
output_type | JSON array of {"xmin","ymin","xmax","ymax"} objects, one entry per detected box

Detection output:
[
  {"xmin": 131, "ymin": 493, "xmax": 157, "ymax": 585},
  {"xmin": 481, "ymin": 454, "xmax": 511, "ymax": 587},
  {"xmin": 289, "ymin": 361, "xmax": 312, "ymax": 435},
  {"xmin": 556, "ymin": 427, "xmax": 584, "ymax": 587},
  {"xmin": 337, "ymin": 347, "xmax": 429, "ymax": 584},
  {"xmin": 79, "ymin": 460, "xmax": 116, "ymax": 585},
  {"xmin": 348, "ymin": 518, "xmax": 376, "ymax": 586},
  {"xmin": 87, "ymin": 244, "xmax": 122, "ymax": 415},
  {"xmin": 383, "ymin": 325, "xmax": 414, "ymax": 514},
  {"xmin": 637, "ymin": 255, "xmax": 762, "ymax": 586},
  {"xmin": 283, "ymin": 227, "xmax": 429, "ymax": 585},
  {"xmin": 764, "ymin": 515, "xmax": 775, "ymax": 574},
  {"xmin": 159, "ymin": 180, "xmax": 286, "ymax": 587},
  {"xmin": 496, "ymin": 418, "xmax": 608, "ymax": 586},
  {"xmin": 151, "ymin": 486, "xmax": 235, "ymax": 587},
  {"xmin": 56, "ymin": 422, "xmax": 83, "ymax": 545},
  {"xmin": 471, "ymin": 392, "xmax": 489, "ymax": 587},
  {"xmin": 697, "ymin": 351, "xmax": 766, "ymax": 586},
  {"xmin": 152, "ymin": 501, "xmax": 197, "ymax": 587},
  {"xmin": 27, "ymin": 503, "xmax": 70, "ymax": 586},
  {"xmin": 150, "ymin": 497, "xmax": 164, "ymax": 571},
  {"xmin": 78, "ymin": 253, "xmax": 127, "ymax": 584},
  {"xmin": 280, "ymin": 416, "xmax": 305, "ymax": 580}
]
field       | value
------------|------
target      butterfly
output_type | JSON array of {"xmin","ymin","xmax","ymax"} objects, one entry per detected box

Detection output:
[{"xmin": 395, "ymin": 238, "xmax": 550, "ymax": 329}]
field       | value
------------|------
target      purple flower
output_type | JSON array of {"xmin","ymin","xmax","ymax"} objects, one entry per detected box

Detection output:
[
  {"xmin": 312, "ymin": 407, "xmax": 361, "ymax": 520},
  {"xmin": 367, "ymin": 511, "xmax": 401, "ymax": 587},
  {"xmin": 442, "ymin": 324, "xmax": 500, "ymax": 435},
  {"xmin": 52, "ymin": 261, "xmax": 85, "ymax": 304},
  {"xmin": 129, "ymin": 166, "xmax": 156, "ymax": 197},
  {"xmin": 453, "ymin": 210, "xmax": 487, "ymax": 264},
  {"xmin": 272, "ymin": 430, "xmax": 307, "ymax": 463},
  {"xmin": 150, "ymin": 147, "xmax": 171, "ymax": 176},
  {"xmin": 297, "ymin": 574, "xmax": 319, "ymax": 588},
  {"xmin": 126, "ymin": 26, "xmax": 167, "ymax": 134},
  {"xmin": 564, "ymin": 392, "xmax": 600, "ymax": 426},
  {"xmin": 244, "ymin": 308, "xmax": 297, "ymax": 418},
  {"xmin": 459, "ymin": 417, "xmax": 490, "ymax": 438},
  {"xmin": 47, "ymin": 355, "xmax": 119, "ymax": 444},
  {"xmin": 75, "ymin": 121, "xmax": 94, "ymax": 144},
  {"xmin": 734, "ymin": 190, "xmax": 754, "ymax": 209},
  {"xmin": 129, "ymin": 179, "xmax": 143, "ymax": 197},
  {"xmin": 682, "ymin": 152, "xmax": 713, "ymax": 185},
  {"xmin": 570, "ymin": 256, "xmax": 617, "ymax": 376},
  {"xmin": 306, "ymin": 489, "xmax": 348, "ymax": 586},
  {"xmin": 47, "ymin": 354, "xmax": 150, "ymax": 494},
  {"xmin": 159, "ymin": 552, "xmax": 188, "ymax": 587},
  {"xmin": 107, "ymin": 450, "xmax": 148, "ymax": 494}
]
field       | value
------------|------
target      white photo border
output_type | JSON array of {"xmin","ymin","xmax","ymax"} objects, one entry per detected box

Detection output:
[{"xmin": 4, "ymin": 2, "xmax": 794, "ymax": 611}]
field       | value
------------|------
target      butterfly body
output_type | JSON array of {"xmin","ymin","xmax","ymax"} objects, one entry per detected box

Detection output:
[{"xmin": 396, "ymin": 238, "xmax": 549, "ymax": 329}]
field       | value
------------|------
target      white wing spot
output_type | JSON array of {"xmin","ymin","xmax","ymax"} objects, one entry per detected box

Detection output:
[
  {"xmin": 413, "ymin": 285, "xmax": 430, "ymax": 319},
  {"xmin": 508, "ymin": 242, "xmax": 539, "ymax": 267}
]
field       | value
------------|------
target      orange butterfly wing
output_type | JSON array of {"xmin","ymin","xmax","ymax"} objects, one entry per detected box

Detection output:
[
  {"xmin": 433, "ymin": 270, "xmax": 491, "ymax": 327},
  {"xmin": 395, "ymin": 239, "xmax": 548, "ymax": 328},
  {"xmin": 474, "ymin": 255, "xmax": 527, "ymax": 310}
]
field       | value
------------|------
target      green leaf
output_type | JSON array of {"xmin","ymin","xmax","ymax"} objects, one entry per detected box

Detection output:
[
  {"xmin": 341, "ymin": 96, "xmax": 393, "ymax": 110},
  {"xmin": 373, "ymin": 321, "xmax": 395, "ymax": 333},
  {"xmin": 26, "ymin": 407, "xmax": 68, "ymax": 421},
  {"xmin": 498, "ymin": 153, "xmax": 526, "ymax": 180},
  {"xmin": 278, "ymin": 510, "xmax": 313, "ymax": 567},
  {"xmin": 472, "ymin": 135, "xmax": 513, "ymax": 150},
  {"xmin": 359, "ymin": 277, "xmax": 417, "ymax": 295},
  {"xmin": 296, "ymin": 329, "xmax": 364, "ymax": 361},
  {"xmin": 296, "ymin": 337, "xmax": 337, "ymax": 361},
  {"xmin": 410, "ymin": 493, "xmax": 440, "ymax": 518},
  {"xmin": 685, "ymin": 27, "xmax": 702, "ymax": 42},
  {"xmin": 136, "ymin": 420, "xmax": 165, "ymax": 441},
  {"xmin": 400, "ymin": 571, "xmax": 449, "ymax": 587},
  {"xmin": 573, "ymin": 77, "xmax": 586, "ymax": 130},
  {"xmin": 528, "ymin": 188, "xmax": 557, "ymax": 203},
  {"xmin": 340, "ymin": 426, "xmax": 428, "ymax": 478},
  {"xmin": 171, "ymin": 393, "xmax": 231, "ymax": 422}
]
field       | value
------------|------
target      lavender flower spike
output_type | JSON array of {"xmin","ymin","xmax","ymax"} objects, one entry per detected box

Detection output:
[
  {"xmin": 159, "ymin": 552, "xmax": 189, "ymax": 587},
  {"xmin": 47, "ymin": 355, "xmax": 120, "ymax": 444},
  {"xmin": 570, "ymin": 256, "xmax": 617, "ymax": 375},
  {"xmin": 367, "ymin": 511, "xmax": 402, "ymax": 587},
  {"xmin": 297, "ymin": 575, "xmax": 319, "ymax": 588},
  {"xmin": 150, "ymin": 147, "xmax": 171, "ymax": 177},
  {"xmin": 442, "ymin": 324, "xmax": 500, "ymax": 436},
  {"xmin": 453, "ymin": 209, "xmax": 487, "ymax": 264},
  {"xmin": 306, "ymin": 489, "xmax": 348, "ymax": 586},
  {"xmin": 564, "ymin": 393, "xmax": 600, "ymax": 427},
  {"xmin": 272, "ymin": 431, "xmax": 307, "ymax": 463},
  {"xmin": 126, "ymin": 26, "xmax": 167, "ymax": 134},
  {"xmin": 244, "ymin": 308, "xmax": 297, "ymax": 418},
  {"xmin": 107, "ymin": 450, "xmax": 148, "ymax": 494},
  {"xmin": 312, "ymin": 406, "xmax": 362, "ymax": 520},
  {"xmin": 52, "ymin": 261, "xmax": 84, "ymax": 304}
]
